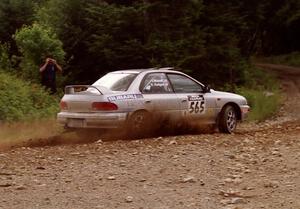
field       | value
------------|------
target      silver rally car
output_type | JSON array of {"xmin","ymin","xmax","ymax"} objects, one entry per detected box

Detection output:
[{"xmin": 57, "ymin": 68, "xmax": 250, "ymax": 136}]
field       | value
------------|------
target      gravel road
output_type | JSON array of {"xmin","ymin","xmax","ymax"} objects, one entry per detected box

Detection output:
[{"xmin": 0, "ymin": 64, "xmax": 299, "ymax": 209}]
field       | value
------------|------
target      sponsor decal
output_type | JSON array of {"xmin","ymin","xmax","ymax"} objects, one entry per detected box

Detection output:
[
  {"xmin": 108, "ymin": 94, "xmax": 143, "ymax": 102},
  {"xmin": 188, "ymin": 95, "xmax": 204, "ymax": 101},
  {"xmin": 150, "ymin": 79, "xmax": 169, "ymax": 87},
  {"xmin": 187, "ymin": 95, "xmax": 206, "ymax": 114}
]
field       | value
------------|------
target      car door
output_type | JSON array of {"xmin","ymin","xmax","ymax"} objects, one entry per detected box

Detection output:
[
  {"xmin": 140, "ymin": 72, "xmax": 181, "ymax": 120},
  {"xmin": 166, "ymin": 73, "xmax": 216, "ymax": 123}
]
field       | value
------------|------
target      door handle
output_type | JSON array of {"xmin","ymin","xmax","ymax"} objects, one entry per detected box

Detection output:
[
  {"xmin": 181, "ymin": 99, "xmax": 187, "ymax": 103},
  {"xmin": 145, "ymin": 100, "xmax": 151, "ymax": 104}
]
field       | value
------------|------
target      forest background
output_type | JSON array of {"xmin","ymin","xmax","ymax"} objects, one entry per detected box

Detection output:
[{"xmin": 0, "ymin": 0, "xmax": 300, "ymax": 122}]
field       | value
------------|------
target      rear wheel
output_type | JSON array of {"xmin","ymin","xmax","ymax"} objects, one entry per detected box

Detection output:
[
  {"xmin": 127, "ymin": 111, "xmax": 152, "ymax": 139},
  {"xmin": 218, "ymin": 105, "xmax": 237, "ymax": 133}
]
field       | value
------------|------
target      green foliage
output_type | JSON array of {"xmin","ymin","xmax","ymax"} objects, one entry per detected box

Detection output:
[
  {"xmin": 85, "ymin": 3, "xmax": 148, "ymax": 67},
  {"xmin": 235, "ymin": 64, "xmax": 281, "ymax": 121},
  {"xmin": 0, "ymin": 44, "xmax": 11, "ymax": 71},
  {"xmin": 35, "ymin": 0, "xmax": 207, "ymax": 83},
  {"xmin": 179, "ymin": 47, "xmax": 246, "ymax": 87},
  {"xmin": 18, "ymin": 0, "xmax": 300, "ymax": 86},
  {"xmin": 261, "ymin": 52, "xmax": 300, "ymax": 68},
  {"xmin": 0, "ymin": 72, "xmax": 59, "ymax": 122},
  {"xmin": 243, "ymin": 65, "xmax": 280, "ymax": 91},
  {"xmin": 36, "ymin": 0, "xmax": 95, "ymax": 83},
  {"xmin": 37, "ymin": 0, "xmax": 87, "ymax": 53},
  {"xmin": 0, "ymin": 0, "xmax": 36, "ymax": 48},
  {"xmin": 0, "ymin": 0, "xmax": 299, "ymax": 85},
  {"xmin": 262, "ymin": 0, "xmax": 300, "ymax": 54},
  {"xmin": 143, "ymin": 0, "xmax": 205, "ymax": 66},
  {"xmin": 0, "ymin": 0, "xmax": 298, "ymax": 123},
  {"xmin": 14, "ymin": 23, "xmax": 65, "ymax": 81},
  {"xmin": 237, "ymin": 87, "xmax": 280, "ymax": 121}
]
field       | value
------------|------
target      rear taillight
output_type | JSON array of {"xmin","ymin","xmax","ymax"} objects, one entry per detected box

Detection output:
[
  {"xmin": 92, "ymin": 102, "xmax": 118, "ymax": 111},
  {"xmin": 60, "ymin": 101, "xmax": 68, "ymax": 110}
]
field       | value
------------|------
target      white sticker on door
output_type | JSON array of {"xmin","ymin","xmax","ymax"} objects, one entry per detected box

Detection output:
[{"xmin": 187, "ymin": 95, "xmax": 205, "ymax": 114}]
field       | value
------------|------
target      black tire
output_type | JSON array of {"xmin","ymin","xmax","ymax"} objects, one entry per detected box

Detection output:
[
  {"xmin": 218, "ymin": 105, "xmax": 237, "ymax": 134},
  {"xmin": 127, "ymin": 111, "xmax": 152, "ymax": 139}
]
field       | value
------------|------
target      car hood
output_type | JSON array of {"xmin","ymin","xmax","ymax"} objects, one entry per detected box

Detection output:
[{"xmin": 210, "ymin": 89, "xmax": 246, "ymax": 100}]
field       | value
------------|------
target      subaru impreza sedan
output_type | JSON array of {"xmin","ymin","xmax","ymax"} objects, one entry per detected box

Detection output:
[{"xmin": 57, "ymin": 67, "xmax": 250, "ymax": 137}]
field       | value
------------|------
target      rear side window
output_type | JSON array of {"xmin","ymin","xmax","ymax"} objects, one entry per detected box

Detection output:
[
  {"xmin": 93, "ymin": 73, "xmax": 137, "ymax": 91},
  {"xmin": 167, "ymin": 74, "xmax": 203, "ymax": 93},
  {"xmin": 141, "ymin": 73, "xmax": 173, "ymax": 94}
]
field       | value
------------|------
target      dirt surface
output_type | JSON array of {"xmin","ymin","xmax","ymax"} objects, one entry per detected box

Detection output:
[
  {"xmin": 256, "ymin": 63, "xmax": 300, "ymax": 119},
  {"xmin": 0, "ymin": 64, "xmax": 300, "ymax": 209}
]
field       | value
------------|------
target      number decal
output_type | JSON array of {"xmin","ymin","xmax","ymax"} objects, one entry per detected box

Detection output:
[
  {"xmin": 189, "ymin": 101, "xmax": 195, "ymax": 113},
  {"xmin": 195, "ymin": 101, "xmax": 200, "ymax": 113},
  {"xmin": 188, "ymin": 95, "xmax": 205, "ymax": 114}
]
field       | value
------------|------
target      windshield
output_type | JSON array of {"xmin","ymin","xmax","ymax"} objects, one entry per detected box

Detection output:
[{"xmin": 93, "ymin": 73, "xmax": 137, "ymax": 91}]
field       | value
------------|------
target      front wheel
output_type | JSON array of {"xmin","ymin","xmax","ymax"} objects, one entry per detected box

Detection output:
[{"xmin": 218, "ymin": 105, "xmax": 237, "ymax": 133}]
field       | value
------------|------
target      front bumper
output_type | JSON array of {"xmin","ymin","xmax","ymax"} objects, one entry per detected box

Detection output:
[
  {"xmin": 57, "ymin": 112, "xmax": 128, "ymax": 129},
  {"xmin": 240, "ymin": 105, "xmax": 250, "ymax": 120}
]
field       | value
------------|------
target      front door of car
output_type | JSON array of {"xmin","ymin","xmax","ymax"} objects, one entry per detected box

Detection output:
[
  {"xmin": 166, "ymin": 73, "xmax": 216, "ymax": 123},
  {"xmin": 140, "ymin": 73, "xmax": 181, "ymax": 121}
]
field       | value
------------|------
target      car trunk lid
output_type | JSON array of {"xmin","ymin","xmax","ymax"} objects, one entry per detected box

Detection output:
[{"xmin": 61, "ymin": 85, "xmax": 116, "ymax": 113}]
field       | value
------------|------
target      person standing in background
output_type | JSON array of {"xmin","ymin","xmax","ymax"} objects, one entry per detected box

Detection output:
[{"xmin": 40, "ymin": 56, "xmax": 62, "ymax": 94}]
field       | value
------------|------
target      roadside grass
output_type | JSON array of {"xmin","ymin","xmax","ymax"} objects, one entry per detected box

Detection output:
[
  {"xmin": 0, "ymin": 119, "xmax": 63, "ymax": 149},
  {"xmin": 236, "ymin": 65, "xmax": 281, "ymax": 122},
  {"xmin": 0, "ymin": 72, "xmax": 59, "ymax": 122},
  {"xmin": 237, "ymin": 87, "xmax": 281, "ymax": 121},
  {"xmin": 0, "ymin": 72, "xmax": 64, "ymax": 149},
  {"xmin": 255, "ymin": 52, "xmax": 300, "ymax": 68}
]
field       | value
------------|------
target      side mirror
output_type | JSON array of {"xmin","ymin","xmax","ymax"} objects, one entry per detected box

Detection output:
[{"xmin": 204, "ymin": 85, "xmax": 211, "ymax": 93}]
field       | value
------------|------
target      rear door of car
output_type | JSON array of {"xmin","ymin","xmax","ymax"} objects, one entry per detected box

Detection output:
[
  {"xmin": 166, "ymin": 73, "xmax": 216, "ymax": 123},
  {"xmin": 140, "ymin": 72, "xmax": 181, "ymax": 120}
]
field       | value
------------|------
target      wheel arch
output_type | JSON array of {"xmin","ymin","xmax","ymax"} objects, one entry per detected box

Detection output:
[
  {"xmin": 220, "ymin": 102, "xmax": 242, "ymax": 121},
  {"xmin": 126, "ymin": 109, "xmax": 150, "ymax": 121},
  {"xmin": 125, "ymin": 109, "xmax": 153, "ymax": 138}
]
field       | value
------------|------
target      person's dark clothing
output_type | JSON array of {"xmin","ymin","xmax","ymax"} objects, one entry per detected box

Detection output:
[{"xmin": 41, "ymin": 63, "xmax": 58, "ymax": 94}]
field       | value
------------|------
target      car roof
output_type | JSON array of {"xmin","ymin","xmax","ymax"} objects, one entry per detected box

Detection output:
[{"xmin": 110, "ymin": 67, "xmax": 177, "ymax": 74}]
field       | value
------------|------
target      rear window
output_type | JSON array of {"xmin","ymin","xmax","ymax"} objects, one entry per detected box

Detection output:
[{"xmin": 93, "ymin": 73, "xmax": 137, "ymax": 91}]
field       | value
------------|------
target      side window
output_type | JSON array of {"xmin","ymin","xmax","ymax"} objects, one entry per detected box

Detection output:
[
  {"xmin": 141, "ymin": 73, "xmax": 173, "ymax": 94},
  {"xmin": 167, "ymin": 74, "xmax": 203, "ymax": 93}
]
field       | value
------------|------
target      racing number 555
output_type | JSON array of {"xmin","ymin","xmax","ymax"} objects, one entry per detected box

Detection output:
[{"xmin": 189, "ymin": 100, "xmax": 205, "ymax": 114}]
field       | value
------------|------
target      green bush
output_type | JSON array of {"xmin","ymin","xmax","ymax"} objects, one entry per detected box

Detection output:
[
  {"xmin": 14, "ymin": 23, "xmax": 65, "ymax": 82},
  {"xmin": 237, "ymin": 87, "xmax": 280, "ymax": 121},
  {"xmin": 0, "ymin": 72, "xmax": 59, "ymax": 122},
  {"xmin": 230, "ymin": 64, "xmax": 281, "ymax": 122},
  {"xmin": 0, "ymin": 44, "xmax": 11, "ymax": 72}
]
